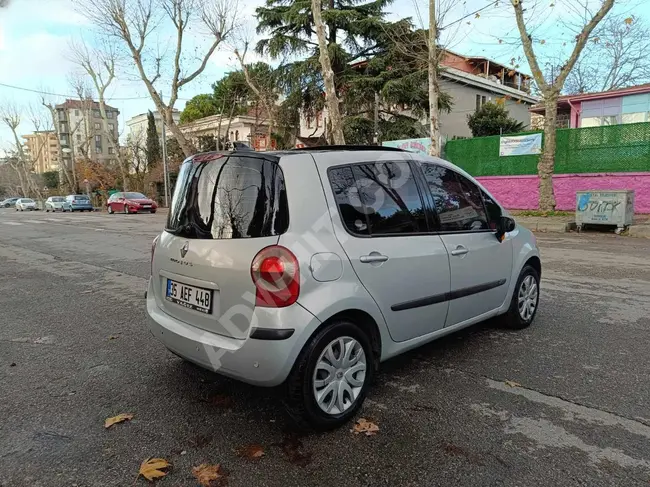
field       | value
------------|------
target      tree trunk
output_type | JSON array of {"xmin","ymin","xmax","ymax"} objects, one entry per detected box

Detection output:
[
  {"xmin": 538, "ymin": 95, "xmax": 558, "ymax": 211},
  {"xmin": 312, "ymin": 0, "xmax": 345, "ymax": 145},
  {"xmin": 427, "ymin": 0, "xmax": 440, "ymax": 157},
  {"xmin": 165, "ymin": 113, "xmax": 194, "ymax": 156}
]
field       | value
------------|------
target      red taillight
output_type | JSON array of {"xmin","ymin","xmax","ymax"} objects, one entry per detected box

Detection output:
[
  {"xmin": 251, "ymin": 246, "xmax": 299, "ymax": 307},
  {"xmin": 150, "ymin": 236, "xmax": 159, "ymax": 276}
]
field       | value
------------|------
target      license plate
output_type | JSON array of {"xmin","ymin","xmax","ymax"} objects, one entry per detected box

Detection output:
[
  {"xmin": 142, "ymin": 205, "xmax": 151, "ymax": 208},
  {"xmin": 165, "ymin": 279, "xmax": 212, "ymax": 314}
]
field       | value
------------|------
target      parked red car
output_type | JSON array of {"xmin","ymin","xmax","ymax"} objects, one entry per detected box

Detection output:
[{"xmin": 107, "ymin": 192, "xmax": 158, "ymax": 214}]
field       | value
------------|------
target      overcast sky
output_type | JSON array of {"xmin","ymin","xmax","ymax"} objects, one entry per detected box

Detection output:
[{"xmin": 0, "ymin": 0, "xmax": 645, "ymax": 149}]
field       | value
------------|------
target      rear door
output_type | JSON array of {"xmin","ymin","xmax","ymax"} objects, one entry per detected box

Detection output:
[
  {"xmin": 152, "ymin": 153, "xmax": 289, "ymax": 339},
  {"xmin": 417, "ymin": 162, "xmax": 513, "ymax": 327},
  {"xmin": 317, "ymin": 155, "xmax": 451, "ymax": 343}
]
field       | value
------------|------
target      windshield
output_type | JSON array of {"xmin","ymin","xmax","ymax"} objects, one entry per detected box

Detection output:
[
  {"xmin": 166, "ymin": 155, "xmax": 289, "ymax": 240},
  {"xmin": 124, "ymin": 192, "xmax": 147, "ymax": 199}
]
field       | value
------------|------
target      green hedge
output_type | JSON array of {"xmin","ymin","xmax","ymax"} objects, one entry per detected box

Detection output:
[{"xmin": 445, "ymin": 122, "xmax": 650, "ymax": 176}]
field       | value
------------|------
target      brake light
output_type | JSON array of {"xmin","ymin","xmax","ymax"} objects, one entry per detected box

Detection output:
[
  {"xmin": 251, "ymin": 246, "xmax": 299, "ymax": 307},
  {"xmin": 150, "ymin": 235, "xmax": 159, "ymax": 276}
]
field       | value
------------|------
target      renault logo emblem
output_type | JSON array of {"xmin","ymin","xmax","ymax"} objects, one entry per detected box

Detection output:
[{"xmin": 180, "ymin": 242, "xmax": 189, "ymax": 258}]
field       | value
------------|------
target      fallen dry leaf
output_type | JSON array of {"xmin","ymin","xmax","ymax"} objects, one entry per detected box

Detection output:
[
  {"xmin": 109, "ymin": 335, "xmax": 120, "ymax": 340},
  {"xmin": 235, "ymin": 444, "xmax": 264, "ymax": 459},
  {"xmin": 192, "ymin": 463, "xmax": 222, "ymax": 486},
  {"xmin": 138, "ymin": 457, "xmax": 170, "ymax": 482},
  {"xmin": 205, "ymin": 395, "xmax": 233, "ymax": 408},
  {"xmin": 273, "ymin": 435, "xmax": 312, "ymax": 467},
  {"xmin": 351, "ymin": 418, "xmax": 380, "ymax": 436},
  {"xmin": 505, "ymin": 380, "xmax": 522, "ymax": 388},
  {"xmin": 104, "ymin": 413, "xmax": 134, "ymax": 429}
]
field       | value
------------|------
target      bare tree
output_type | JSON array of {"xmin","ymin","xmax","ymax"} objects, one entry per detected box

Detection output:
[
  {"xmin": 311, "ymin": 0, "xmax": 345, "ymax": 145},
  {"xmin": 0, "ymin": 104, "xmax": 30, "ymax": 196},
  {"xmin": 427, "ymin": 0, "xmax": 440, "ymax": 156},
  {"xmin": 510, "ymin": 0, "xmax": 614, "ymax": 211},
  {"xmin": 76, "ymin": 0, "xmax": 238, "ymax": 158},
  {"xmin": 68, "ymin": 38, "xmax": 129, "ymax": 190},
  {"xmin": 0, "ymin": 103, "xmax": 48, "ymax": 200},
  {"xmin": 234, "ymin": 42, "xmax": 276, "ymax": 144},
  {"xmin": 563, "ymin": 15, "xmax": 650, "ymax": 94}
]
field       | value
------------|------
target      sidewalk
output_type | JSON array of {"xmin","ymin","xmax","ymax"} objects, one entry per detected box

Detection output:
[{"xmin": 512, "ymin": 211, "xmax": 650, "ymax": 238}]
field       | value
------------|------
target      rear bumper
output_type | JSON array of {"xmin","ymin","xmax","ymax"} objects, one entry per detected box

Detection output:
[{"xmin": 146, "ymin": 280, "xmax": 319, "ymax": 386}]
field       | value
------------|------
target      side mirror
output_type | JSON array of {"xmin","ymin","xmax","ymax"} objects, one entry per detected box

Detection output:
[{"xmin": 496, "ymin": 216, "xmax": 516, "ymax": 242}]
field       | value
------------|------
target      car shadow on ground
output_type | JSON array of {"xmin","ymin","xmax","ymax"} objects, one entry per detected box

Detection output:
[{"xmin": 151, "ymin": 317, "xmax": 504, "ymax": 438}]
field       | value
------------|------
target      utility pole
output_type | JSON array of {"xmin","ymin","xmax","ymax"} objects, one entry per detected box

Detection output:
[
  {"xmin": 160, "ymin": 92, "xmax": 169, "ymax": 207},
  {"xmin": 373, "ymin": 91, "xmax": 380, "ymax": 145}
]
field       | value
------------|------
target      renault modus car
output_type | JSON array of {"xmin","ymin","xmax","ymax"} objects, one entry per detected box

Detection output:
[{"xmin": 146, "ymin": 147, "xmax": 541, "ymax": 429}]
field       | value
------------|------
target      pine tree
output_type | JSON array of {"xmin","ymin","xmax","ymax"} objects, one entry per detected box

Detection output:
[
  {"xmin": 256, "ymin": 0, "xmax": 394, "ymax": 123},
  {"xmin": 146, "ymin": 111, "xmax": 161, "ymax": 171},
  {"xmin": 256, "ymin": 2, "xmax": 450, "ymax": 144}
]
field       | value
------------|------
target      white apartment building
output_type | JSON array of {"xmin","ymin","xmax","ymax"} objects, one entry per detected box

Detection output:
[{"xmin": 125, "ymin": 110, "xmax": 181, "ymax": 146}]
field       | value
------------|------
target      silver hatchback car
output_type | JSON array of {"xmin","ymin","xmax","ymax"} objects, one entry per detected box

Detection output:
[{"xmin": 147, "ymin": 147, "xmax": 541, "ymax": 429}]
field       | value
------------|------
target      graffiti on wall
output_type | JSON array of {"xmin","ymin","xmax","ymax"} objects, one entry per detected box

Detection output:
[{"xmin": 576, "ymin": 191, "xmax": 633, "ymax": 224}]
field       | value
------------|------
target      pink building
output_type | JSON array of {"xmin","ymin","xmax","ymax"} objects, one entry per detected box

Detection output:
[
  {"xmin": 530, "ymin": 83, "xmax": 650, "ymax": 129},
  {"xmin": 476, "ymin": 84, "xmax": 650, "ymax": 213}
]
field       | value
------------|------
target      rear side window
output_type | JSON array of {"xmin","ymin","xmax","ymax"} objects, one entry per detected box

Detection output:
[
  {"xmin": 167, "ymin": 155, "xmax": 289, "ymax": 239},
  {"xmin": 420, "ymin": 163, "xmax": 489, "ymax": 232},
  {"xmin": 329, "ymin": 162, "xmax": 427, "ymax": 236}
]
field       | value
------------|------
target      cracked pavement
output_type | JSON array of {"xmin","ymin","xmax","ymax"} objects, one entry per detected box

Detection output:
[{"xmin": 1, "ymin": 209, "xmax": 649, "ymax": 486}]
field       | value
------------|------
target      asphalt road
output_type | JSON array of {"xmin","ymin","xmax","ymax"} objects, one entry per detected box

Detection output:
[{"xmin": 1, "ymin": 208, "xmax": 649, "ymax": 487}]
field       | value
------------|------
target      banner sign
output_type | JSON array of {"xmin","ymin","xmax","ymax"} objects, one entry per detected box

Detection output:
[
  {"xmin": 382, "ymin": 138, "xmax": 431, "ymax": 155},
  {"xmin": 499, "ymin": 134, "xmax": 542, "ymax": 156}
]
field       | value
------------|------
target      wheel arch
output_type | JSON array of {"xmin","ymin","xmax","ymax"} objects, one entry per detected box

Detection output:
[
  {"xmin": 525, "ymin": 255, "xmax": 542, "ymax": 279},
  {"xmin": 310, "ymin": 309, "xmax": 382, "ymax": 370}
]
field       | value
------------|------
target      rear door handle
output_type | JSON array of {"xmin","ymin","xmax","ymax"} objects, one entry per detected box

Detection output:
[
  {"xmin": 450, "ymin": 246, "xmax": 469, "ymax": 256},
  {"xmin": 360, "ymin": 254, "xmax": 388, "ymax": 263}
]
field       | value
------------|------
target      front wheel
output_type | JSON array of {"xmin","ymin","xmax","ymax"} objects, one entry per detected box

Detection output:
[
  {"xmin": 285, "ymin": 320, "xmax": 374, "ymax": 431},
  {"xmin": 503, "ymin": 265, "xmax": 540, "ymax": 329}
]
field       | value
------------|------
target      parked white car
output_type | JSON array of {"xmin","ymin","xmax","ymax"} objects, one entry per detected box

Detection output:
[
  {"xmin": 15, "ymin": 198, "xmax": 38, "ymax": 211},
  {"xmin": 45, "ymin": 196, "xmax": 66, "ymax": 212},
  {"xmin": 147, "ymin": 147, "xmax": 541, "ymax": 429}
]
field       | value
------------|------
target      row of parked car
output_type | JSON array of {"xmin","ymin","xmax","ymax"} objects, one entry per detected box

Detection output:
[{"xmin": 0, "ymin": 192, "xmax": 158, "ymax": 214}]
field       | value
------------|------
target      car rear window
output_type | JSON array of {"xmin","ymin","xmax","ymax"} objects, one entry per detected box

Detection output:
[
  {"xmin": 74, "ymin": 195, "xmax": 89, "ymax": 200},
  {"xmin": 22, "ymin": 199, "xmax": 34, "ymax": 203},
  {"xmin": 166, "ymin": 154, "xmax": 289, "ymax": 239}
]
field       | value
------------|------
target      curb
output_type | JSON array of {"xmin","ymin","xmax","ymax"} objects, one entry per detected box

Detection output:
[
  {"xmin": 524, "ymin": 221, "xmax": 575, "ymax": 233},
  {"xmin": 628, "ymin": 226, "xmax": 650, "ymax": 239}
]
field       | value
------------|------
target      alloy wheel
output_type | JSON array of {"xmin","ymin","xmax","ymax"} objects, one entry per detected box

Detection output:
[
  {"xmin": 312, "ymin": 336, "xmax": 367, "ymax": 415},
  {"xmin": 518, "ymin": 275, "xmax": 538, "ymax": 321}
]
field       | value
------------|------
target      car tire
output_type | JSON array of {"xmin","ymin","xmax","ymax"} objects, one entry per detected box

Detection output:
[
  {"xmin": 150, "ymin": 210, "xmax": 156, "ymax": 214},
  {"xmin": 503, "ymin": 264, "xmax": 540, "ymax": 330},
  {"xmin": 284, "ymin": 320, "xmax": 375, "ymax": 431}
]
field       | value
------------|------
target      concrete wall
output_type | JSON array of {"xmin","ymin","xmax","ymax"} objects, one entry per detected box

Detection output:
[
  {"xmin": 439, "ymin": 79, "xmax": 533, "ymax": 139},
  {"xmin": 477, "ymin": 173, "xmax": 650, "ymax": 213}
]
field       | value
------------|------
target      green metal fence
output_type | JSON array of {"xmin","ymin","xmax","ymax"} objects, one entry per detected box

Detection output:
[{"xmin": 445, "ymin": 122, "xmax": 650, "ymax": 176}]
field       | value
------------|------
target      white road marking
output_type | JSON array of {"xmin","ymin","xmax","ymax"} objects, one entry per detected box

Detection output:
[{"xmin": 1, "ymin": 221, "xmax": 22, "ymax": 225}]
